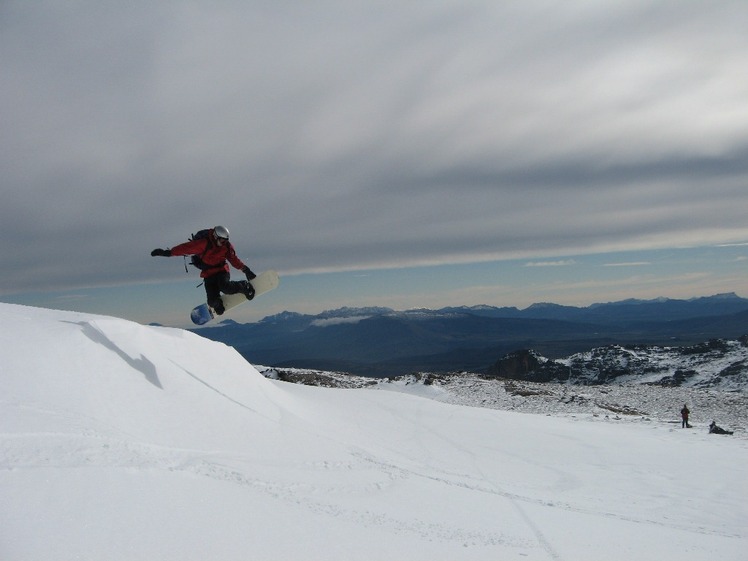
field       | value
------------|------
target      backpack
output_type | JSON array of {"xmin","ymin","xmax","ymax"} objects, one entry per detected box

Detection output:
[{"xmin": 187, "ymin": 229, "xmax": 215, "ymax": 271}]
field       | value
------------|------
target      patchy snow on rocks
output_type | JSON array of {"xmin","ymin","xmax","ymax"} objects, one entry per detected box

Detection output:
[{"xmin": 556, "ymin": 338, "xmax": 748, "ymax": 390}]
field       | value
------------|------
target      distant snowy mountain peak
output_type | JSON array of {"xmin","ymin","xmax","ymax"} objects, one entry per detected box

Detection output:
[
  {"xmin": 525, "ymin": 302, "xmax": 567, "ymax": 309},
  {"xmin": 259, "ymin": 310, "xmax": 306, "ymax": 323},
  {"xmin": 691, "ymin": 292, "xmax": 740, "ymax": 301},
  {"xmin": 398, "ymin": 308, "xmax": 463, "ymax": 319},
  {"xmin": 311, "ymin": 315, "xmax": 371, "ymax": 327},
  {"xmin": 317, "ymin": 306, "xmax": 393, "ymax": 319}
]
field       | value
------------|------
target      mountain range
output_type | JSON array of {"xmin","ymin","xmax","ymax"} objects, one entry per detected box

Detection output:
[{"xmin": 195, "ymin": 293, "xmax": 748, "ymax": 377}]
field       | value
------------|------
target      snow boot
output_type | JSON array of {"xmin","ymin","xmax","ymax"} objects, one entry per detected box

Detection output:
[
  {"xmin": 209, "ymin": 298, "xmax": 225, "ymax": 315},
  {"xmin": 241, "ymin": 281, "xmax": 255, "ymax": 301}
]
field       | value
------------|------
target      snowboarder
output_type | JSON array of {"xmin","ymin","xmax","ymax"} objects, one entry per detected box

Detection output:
[
  {"xmin": 680, "ymin": 404, "xmax": 690, "ymax": 428},
  {"xmin": 708, "ymin": 421, "xmax": 733, "ymax": 435},
  {"xmin": 151, "ymin": 225, "xmax": 256, "ymax": 315}
]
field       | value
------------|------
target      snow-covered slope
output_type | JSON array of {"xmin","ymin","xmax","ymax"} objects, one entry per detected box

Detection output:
[{"xmin": 2, "ymin": 303, "xmax": 747, "ymax": 561}]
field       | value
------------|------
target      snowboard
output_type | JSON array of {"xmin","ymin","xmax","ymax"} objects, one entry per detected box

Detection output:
[{"xmin": 190, "ymin": 269, "xmax": 279, "ymax": 325}]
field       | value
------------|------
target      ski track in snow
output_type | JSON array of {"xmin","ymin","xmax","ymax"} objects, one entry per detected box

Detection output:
[
  {"xmin": 4, "ymin": 401, "xmax": 744, "ymax": 552},
  {"xmin": 6, "ymin": 397, "xmax": 735, "ymax": 556},
  {"xmin": 0, "ymin": 410, "xmax": 525, "ymax": 549}
]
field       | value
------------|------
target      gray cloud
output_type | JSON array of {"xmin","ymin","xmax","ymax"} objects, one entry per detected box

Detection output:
[{"xmin": 2, "ymin": 1, "xmax": 747, "ymax": 293}]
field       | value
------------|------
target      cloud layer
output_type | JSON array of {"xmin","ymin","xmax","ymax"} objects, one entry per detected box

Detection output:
[{"xmin": 2, "ymin": 1, "xmax": 747, "ymax": 293}]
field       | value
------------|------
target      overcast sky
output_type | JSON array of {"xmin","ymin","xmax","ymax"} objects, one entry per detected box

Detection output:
[{"xmin": 2, "ymin": 1, "xmax": 748, "ymax": 324}]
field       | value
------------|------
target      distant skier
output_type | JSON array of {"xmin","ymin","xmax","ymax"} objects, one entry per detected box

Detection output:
[
  {"xmin": 151, "ymin": 225, "xmax": 256, "ymax": 315},
  {"xmin": 708, "ymin": 421, "xmax": 733, "ymax": 435},
  {"xmin": 680, "ymin": 404, "xmax": 690, "ymax": 428}
]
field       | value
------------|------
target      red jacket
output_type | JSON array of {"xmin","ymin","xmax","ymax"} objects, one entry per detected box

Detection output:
[{"xmin": 170, "ymin": 236, "xmax": 247, "ymax": 278}]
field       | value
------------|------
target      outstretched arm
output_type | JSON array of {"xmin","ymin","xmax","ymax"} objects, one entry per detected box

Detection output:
[{"xmin": 151, "ymin": 238, "xmax": 207, "ymax": 258}]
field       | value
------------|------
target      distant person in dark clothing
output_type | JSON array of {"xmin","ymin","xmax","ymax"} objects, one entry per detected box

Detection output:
[
  {"xmin": 680, "ymin": 404, "xmax": 690, "ymax": 428},
  {"xmin": 709, "ymin": 421, "xmax": 733, "ymax": 435}
]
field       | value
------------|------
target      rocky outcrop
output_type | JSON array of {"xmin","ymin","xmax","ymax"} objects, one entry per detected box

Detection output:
[
  {"xmin": 487, "ymin": 338, "xmax": 748, "ymax": 390},
  {"xmin": 487, "ymin": 349, "xmax": 570, "ymax": 383}
]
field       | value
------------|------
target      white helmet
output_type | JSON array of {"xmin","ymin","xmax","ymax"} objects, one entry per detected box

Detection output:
[{"xmin": 214, "ymin": 225, "xmax": 230, "ymax": 240}]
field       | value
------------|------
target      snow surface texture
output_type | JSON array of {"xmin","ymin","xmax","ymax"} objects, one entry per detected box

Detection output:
[{"xmin": 2, "ymin": 303, "xmax": 747, "ymax": 561}]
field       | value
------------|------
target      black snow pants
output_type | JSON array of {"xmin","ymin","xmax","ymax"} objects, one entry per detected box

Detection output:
[{"xmin": 204, "ymin": 272, "xmax": 248, "ymax": 314}]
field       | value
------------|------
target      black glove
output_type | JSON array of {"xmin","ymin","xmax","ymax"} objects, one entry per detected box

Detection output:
[
  {"xmin": 151, "ymin": 248, "xmax": 172, "ymax": 257},
  {"xmin": 242, "ymin": 266, "xmax": 256, "ymax": 280}
]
